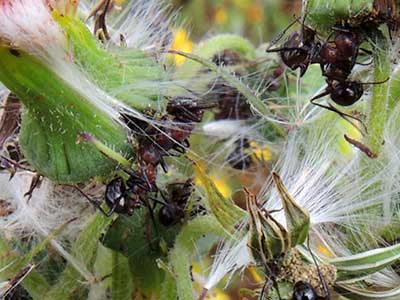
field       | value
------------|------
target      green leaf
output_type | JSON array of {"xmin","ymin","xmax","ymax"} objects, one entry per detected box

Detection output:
[
  {"xmin": 272, "ymin": 172, "xmax": 310, "ymax": 246},
  {"xmin": 111, "ymin": 251, "xmax": 133, "ymax": 300},
  {"xmin": 44, "ymin": 213, "xmax": 113, "ymax": 300},
  {"xmin": 0, "ymin": 47, "xmax": 132, "ymax": 183},
  {"xmin": 336, "ymin": 283, "xmax": 400, "ymax": 299},
  {"xmin": 193, "ymin": 161, "xmax": 246, "ymax": 234},
  {"xmin": 330, "ymin": 243, "xmax": 400, "ymax": 281},
  {"xmin": 170, "ymin": 216, "xmax": 229, "ymax": 300},
  {"xmin": 53, "ymin": 12, "xmax": 165, "ymax": 110},
  {"xmin": 101, "ymin": 208, "xmax": 180, "ymax": 298},
  {"xmin": 307, "ymin": 0, "xmax": 373, "ymax": 32}
]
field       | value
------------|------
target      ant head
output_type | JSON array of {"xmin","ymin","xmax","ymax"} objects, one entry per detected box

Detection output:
[
  {"xmin": 280, "ymin": 31, "xmax": 310, "ymax": 74},
  {"xmin": 330, "ymin": 80, "xmax": 363, "ymax": 106},
  {"xmin": 159, "ymin": 204, "xmax": 178, "ymax": 226},
  {"xmin": 292, "ymin": 281, "xmax": 319, "ymax": 300}
]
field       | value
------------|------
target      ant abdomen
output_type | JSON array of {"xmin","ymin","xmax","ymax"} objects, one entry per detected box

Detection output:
[{"xmin": 159, "ymin": 205, "xmax": 179, "ymax": 226}]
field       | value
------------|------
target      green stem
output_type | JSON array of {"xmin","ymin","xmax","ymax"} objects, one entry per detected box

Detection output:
[
  {"xmin": 171, "ymin": 50, "xmax": 285, "ymax": 137},
  {"xmin": 170, "ymin": 216, "xmax": 229, "ymax": 300},
  {"xmin": 43, "ymin": 213, "xmax": 113, "ymax": 300},
  {"xmin": 365, "ymin": 37, "xmax": 390, "ymax": 155},
  {"xmin": 111, "ymin": 251, "xmax": 133, "ymax": 300}
]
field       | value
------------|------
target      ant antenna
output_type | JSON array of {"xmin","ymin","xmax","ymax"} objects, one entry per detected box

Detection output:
[
  {"xmin": 307, "ymin": 236, "xmax": 330, "ymax": 299},
  {"xmin": 359, "ymin": 77, "xmax": 390, "ymax": 85},
  {"xmin": 310, "ymin": 96, "xmax": 368, "ymax": 136},
  {"xmin": 267, "ymin": 17, "xmax": 301, "ymax": 50},
  {"xmin": 68, "ymin": 184, "xmax": 115, "ymax": 217}
]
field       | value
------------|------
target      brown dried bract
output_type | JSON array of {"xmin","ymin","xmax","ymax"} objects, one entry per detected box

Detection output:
[
  {"xmin": 344, "ymin": 134, "xmax": 378, "ymax": 158},
  {"xmin": 0, "ymin": 92, "xmax": 21, "ymax": 150},
  {"xmin": 0, "ymin": 199, "xmax": 13, "ymax": 217}
]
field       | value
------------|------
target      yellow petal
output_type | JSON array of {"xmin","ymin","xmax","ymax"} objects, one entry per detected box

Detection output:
[{"xmin": 214, "ymin": 7, "xmax": 228, "ymax": 25}]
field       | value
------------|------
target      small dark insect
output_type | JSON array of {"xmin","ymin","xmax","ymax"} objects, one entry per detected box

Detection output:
[
  {"xmin": 227, "ymin": 138, "xmax": 253, "ymax": 170},
  {"xmin": 212, "ymin": 49, "xmax": 242, "ymax": 66},
  {"xmin": 292, "ymin": 281, "xmax": 327, "ymax": 300},
  {"xmin": 158, "ymin": 178, "xmax": 194, "ymax": 226},
  {"xmin": 310, "ymin": 78, "xmax": 389, "ymax": 131},
  {"xmin": 267, "ymin": 17, "xmax": 321, "ymax": 76},
  {"xmin": 104, "ymin": 177, "xmax": 134, "ymax": 215},
  {"xmin": 211, "ymin": 79, "xmax": 254, "ymax": 120},
  {"xmin": 9, "ymin": 48, "xmax": 21, "ymax": 57}
]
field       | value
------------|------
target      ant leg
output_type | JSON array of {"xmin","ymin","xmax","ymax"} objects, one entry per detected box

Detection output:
[
  {"xmin": 160, "ymin": 157, "xmax": 169, "ymax": 173},
  {"xmin": 24, "ymin": 174, "xmax": 42, "ymax": 202},
  {"xmin": 142, "ymin": 197, "xmax": 159, "ymax": 236},
  {"xmin": 360, "ymin": 77, "xmax": 390, "ymax": 85},
  {"xmin": 148, "ymin": 196, "xmax": 168, "ymax": 207},
  {"xmin": 266, "ymin": 46, "xmax": 307, "ymax": 53},
  {"xmin": 307, "ymin": 236, "xmax": 330, "ymax": 300},
  {"xmin": 172, "ymin": 144, "xmax": 186, "ymax": 154},
  {"xmin": 259, "ymin": 278, "xmax": 272, "ymax": 300},
  {"xmin": 355, "ymin": 60, "xmax": 373, "ymax": 66},
  {"xmin": 182, "ymin": 139, "xmax": 190, "ymax": 148},
  {"xmin": 359, "ymin": 47, "xmax": 373, "ymax": 55},
  {"xmin": 267, "ymin": 17, "xmax": 300, "ymax": 50},
  {"xmin": 310, "ymin": 97, "xmax": 367, "ymax": 135},
  {"xmin": 72, "ymin": 185, "xmax": 115, "ymax": 217}
]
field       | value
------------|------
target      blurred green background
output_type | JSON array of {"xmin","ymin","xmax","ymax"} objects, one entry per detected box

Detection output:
[{"xmin": 172, "ymin": 0, "xmax": 301, "ymax": 43}]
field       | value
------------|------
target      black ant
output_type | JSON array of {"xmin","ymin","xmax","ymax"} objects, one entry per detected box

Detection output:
[
  {"xmin": 266, "ymin": 17, "xmax": 321, "ymax": 76},
  {"xmin": 158, "ymin": 178, "xmax": 194, "ymax": 226},
  {"xmin": 77, "ymin": 96, "xmax": 212, "ymax": 221},
  {"xmin": 269, "ymin": 16, "xmax": 390, "ymax": 131},
  {"xmin": 310, "ymin": 77, "xmax": 389, "ymax": 131},
  {"xmin": 292, "ymin": 281, "xmax": 327, "ymax": 300},
  {"xmin": 103, "ymin": 176, "xmax": 195, "ymax": 227},
  {"xmin": 292, "ymin": 238, "xmax": 331, "ymax": 300},
  {"xmin": 227, "ymin": 138, "xmax": 253, "ymax": 170}
]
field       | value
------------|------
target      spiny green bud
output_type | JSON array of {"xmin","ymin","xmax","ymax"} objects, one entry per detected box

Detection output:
[{"xmin": 245, "ymin": 188, "xmax": 289, "ymax": 264}]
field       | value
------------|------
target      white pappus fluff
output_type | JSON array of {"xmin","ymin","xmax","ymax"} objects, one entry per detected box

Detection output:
[
  {"xmin": 0, "ymin": 171, "xmax": 92, "ymax": 240},
  {"xmin": 0, "ymin": 0, "xmax": 174, "ymax": 127},
  {"xmin": 204, "ymin": 105, "xmax": 400, "ymax": 291}
]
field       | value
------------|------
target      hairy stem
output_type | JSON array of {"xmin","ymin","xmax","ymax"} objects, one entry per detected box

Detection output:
[{"xmin": 365, "ymin": 36, "xmax": 390, "ymax": 155}]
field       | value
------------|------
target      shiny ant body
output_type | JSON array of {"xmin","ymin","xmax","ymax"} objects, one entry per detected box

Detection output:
[
  {"xmin": 104, "ymin": 176, "xmax": 194, "ymax": 227},
  {"xmin": 292, "ymin": 281, "xmax": 327, "ymax": 300},
  {"xmin": 266, "ymin": 18, "xmax": 321, "ymax": 76},
  {"xmin": 227, "ymin": 138, "xmax": 253, "ymax": 170},
  {"xmin": 158, "ymin": 178, "xmax": 194, "ymax": 226},
  {"xmin": 77, "ymin": 96, "xmax": 211, "ymax": 223},
  {"xmin": 268, "ymin": 17, "xmax": 387, "ymax": 129}
]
